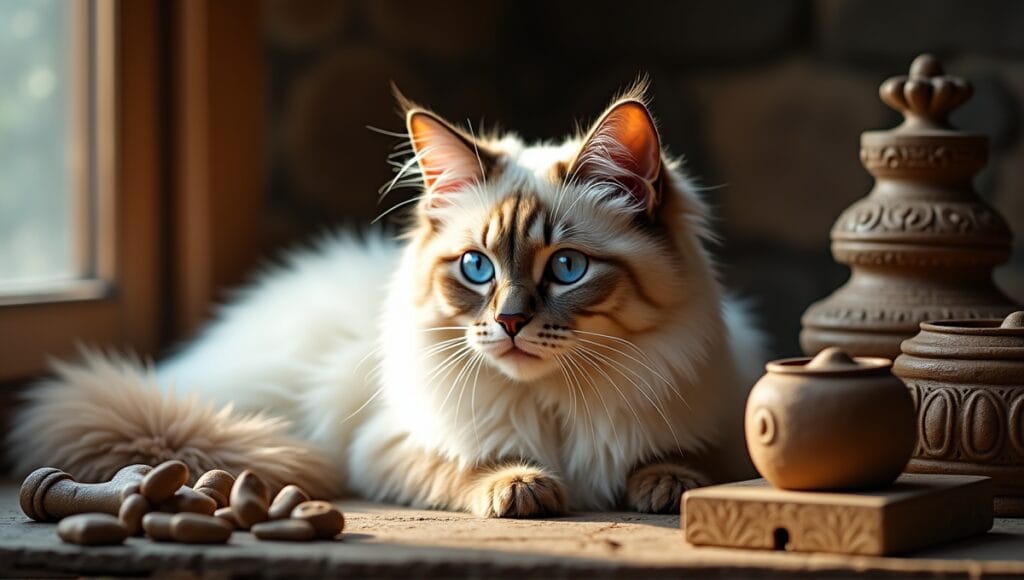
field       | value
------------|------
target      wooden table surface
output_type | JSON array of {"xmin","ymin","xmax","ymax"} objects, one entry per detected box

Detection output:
[{"xmin": 2, "ymin": 482, "xmax": 1023, "ymax": 578}]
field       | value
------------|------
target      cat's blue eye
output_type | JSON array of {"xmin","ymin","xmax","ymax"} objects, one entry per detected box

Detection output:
[
  {"xmin": 460, "ymin": 251, "xmax": 495, "ymax": 284},
  {"xmin": 548, "ymin": 249, "xmax": 588, "ymax": 284}
]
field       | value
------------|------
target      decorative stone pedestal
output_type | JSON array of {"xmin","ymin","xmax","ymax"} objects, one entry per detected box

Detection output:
[{"xmin": 800, "ymin": 54, "xmax": 1018, "ymax": 360}]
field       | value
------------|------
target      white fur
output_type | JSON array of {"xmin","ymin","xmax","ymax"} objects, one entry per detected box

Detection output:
[{"xmin": 154, "ymin": 131, "xmax": 765, "ymax": 509}]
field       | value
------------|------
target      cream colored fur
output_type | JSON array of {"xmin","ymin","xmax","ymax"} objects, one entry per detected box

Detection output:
[{"xmin": 10, "ymin": 91, "xmax": 766, "ymax": 512}]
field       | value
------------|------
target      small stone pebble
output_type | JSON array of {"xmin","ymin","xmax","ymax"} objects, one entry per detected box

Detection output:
[
  {"xmin": 230, "ymin": 470, "xmax": 270, "ymax": 529},
  {"xmin": 142, "ymin": 512, "xmax": 175, "ymax": 541},
  {"xmin": 57, "ymin": 513, "xmax": 129, "ymax": 546},
  {"xmin": 194, "ymin": 469, "xmax": 235, "ymax": 509},
  {"xmin": 252, "ymin": 519, "xmax": 317, "ymax": 541},
  {"xmin": 160, "ymin": 486, "xmax": 217, "ymax": 515},
  {"xmin": 118, "ymin": 493, "xmax": 151, "ymax": 536},
  {"xmin": 140, "ymin": 461, "xmax": 189, "ymax": 504},
  {"xmin": 170, "ymin": 513, "xmax": 234, "ymax": 544},
  {"xmin": 268, "ymin": 484, "xmax": 310, "ymax": 520},
  {"xmin": 213, "ymin": 506, "xmax": 240, "ymax": 529},
  {"xmin": 291, "ymin": 500, "xmax": 344, "ymax": 539}
]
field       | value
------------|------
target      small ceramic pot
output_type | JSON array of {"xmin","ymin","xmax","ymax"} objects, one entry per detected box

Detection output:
[
  {"xmin": 746, "ymin": 347, "xmax": 917, "ymax": 491},
  {"xmin": 894, "ymin": 311, "xmax": 1024, "ymax": 517}
]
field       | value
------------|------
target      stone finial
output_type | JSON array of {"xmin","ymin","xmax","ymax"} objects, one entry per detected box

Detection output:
[
  {"xmin": 878, "ymin": 53, "xmax": 973, "ymax": 130},
  {"xmin": 1001, "ymin": 311, "xmax": 1024, "ymax": 329}
]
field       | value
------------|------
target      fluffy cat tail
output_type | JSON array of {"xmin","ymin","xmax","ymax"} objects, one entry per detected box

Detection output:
[{"xmin": 8, "ymin": 349, "xmax": 337, "ymax": 498}]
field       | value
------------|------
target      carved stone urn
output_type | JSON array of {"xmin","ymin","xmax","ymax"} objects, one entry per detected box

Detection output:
[
  {"xmin": 745, "ymin": 347, "xmax": 917, "ymax": 491},
  {"xmin": 893, "ymin": 311, "xmax": 1024, "ymax": 516},
  {"xmin": 800, "ymin": 54, "xmax": 1018, "ymax": 360}
]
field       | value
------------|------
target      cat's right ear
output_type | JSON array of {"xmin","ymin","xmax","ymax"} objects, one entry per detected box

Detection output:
[{"xmin": 406, "ymin": 110, "xmax": 488, "ymax": 205}]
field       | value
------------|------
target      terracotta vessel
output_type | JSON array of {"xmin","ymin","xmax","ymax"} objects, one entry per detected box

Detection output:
[
  {"xmin": 894, "ymin": 311, "xmax": 1024, "ymax": 516},
  {"xmin": 745, "ymin": 347, "xmax": 917, "ymax": 491},
  {"xmin": 801, "ymin": 53, "xmax": 1018, "ymax": 360}
]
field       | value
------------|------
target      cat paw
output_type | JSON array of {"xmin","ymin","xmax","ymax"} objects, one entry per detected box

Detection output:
[
  {"xmin": 626, "ymin": 462, "xmax": 711, "ymax": 514},
  {"xmin": 470, "ymin": 465, "xmax": 567, "ymax": 518}
]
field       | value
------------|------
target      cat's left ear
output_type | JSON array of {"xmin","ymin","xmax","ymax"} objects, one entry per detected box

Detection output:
[
  {"xmin": 570, "ymin": 100, "xmax": 663, "ymax": 214},
  {"xmin": 407, "ymin": 110, "xmax": 489, "ymax": 205}
]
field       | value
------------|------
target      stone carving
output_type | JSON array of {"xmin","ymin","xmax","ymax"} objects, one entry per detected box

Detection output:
[
  {"xmin": 859, "ymin": 143, "xmax": 985, "ymax": 172},
  {"xmin": 835, "ymin": 201, "xmax": 1007, "ymax": 238},
  {"xmin": 894, "ymin": 311, "xmax": 1024, "ymax": 516},
  {"xmin": 801, "ymin": 54, "xmax": 1018, "ymax": 359}
]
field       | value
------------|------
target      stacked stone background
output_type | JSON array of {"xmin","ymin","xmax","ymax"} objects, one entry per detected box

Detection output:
[{"xmin": 260, "ymin": 0, "xmax": 1024, "ymax": 358}]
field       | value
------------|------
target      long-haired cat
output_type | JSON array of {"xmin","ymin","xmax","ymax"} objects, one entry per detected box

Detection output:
[{"xmin": 11, "ymin": 84, "xmax": 764, "ymax": 516}]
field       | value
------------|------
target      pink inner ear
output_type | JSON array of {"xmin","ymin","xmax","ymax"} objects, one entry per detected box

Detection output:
[
  {"xmin": 608, "ymin": 102, "xmax": 661, "ymax": 182},
  {"xmin": 574, "ymin": 101, "xmax": 662, "ymax": 205},
  {"xmin": 408, "ymin": 113, "xmax": 484, "ymax": 201}
]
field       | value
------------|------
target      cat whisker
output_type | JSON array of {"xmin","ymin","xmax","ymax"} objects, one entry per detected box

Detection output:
[
  {"xmin": 418, "ymin": 338, "xmax": 470, "ymax": 359},
  {"xmin": 560, "ymin": 351, "xmax": 597, "ymax": 445},
  {"xmin": 569, "ymin": 329, "xmax": 646, "ymax": 358},
  {"xmin": 436, "ymin": 350, "xmax": 476, "ymax": 415},
  {"xmin": 353, "ymin": 343, "xmax": 384, "ymax": 374},
  {"xmin": 365, "ymin": 125, "xmax": 408, "ymax": 139},
  {"xmin": 424, "ymin": 345, "xmax": 474, "ymax": 384},
  {"xmin": 372, "ymin": 195, "xmax": 425, "ymax": 224},
  {"xmin": 574, "ymin": 337, "xmax": 685, "ymax": 406},
  {"xmin": 339, "ymin": 383, "xmax": 385, "ymax": 425},
  {"xmin": 452, "ymin": 352, "xmax": 482, "ymax": 440},
  {"xmin": 379, "ymin": 145, "xmax": 429, "ymax": 200},
  {"xmin": 574, "ymin": 344, "xmax": 684, "ymax": 457},
  {"xmin": 464, "ymin": 120, "xmax": 490, "ymax": 210},
  {"xmin": 571, "ymin": 347, "xmax": 650, "ymax": 447},
  {"xmin": 553, "ymin": 354, "xmax": 577, "ymax": 432},
  {"xmin": 468, "ymin": 352, "xmax": 486, "ymax": 454},
  {"xmin": 567, "ymin": 349, "xmax": 623, "ymax": 454}
]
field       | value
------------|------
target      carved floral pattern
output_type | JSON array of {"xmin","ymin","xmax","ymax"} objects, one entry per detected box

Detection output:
[
  {"xmin": 860, "ymin": 143, "xmax": 984, "ymax": 171},
  {"xmin": 686, "ymin": 499, "xmax": 880, "ymax": 554},
  {"xmin": 805, "ymin": 304, "xmax": 992, "ymax": 327},
  {"xmin": 835, "ymin": 201, "xmax": 1007, "ymax": 238}
]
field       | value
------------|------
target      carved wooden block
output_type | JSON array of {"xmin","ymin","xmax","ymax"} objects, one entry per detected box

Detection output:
[{"xmin": 683, "ymin": 474, "xmax": 992, "ymax": 556}]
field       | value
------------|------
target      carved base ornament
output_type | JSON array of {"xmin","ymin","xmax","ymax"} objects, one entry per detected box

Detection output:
[
  {"xmin": 801, "ymin": 54, "xmax": 1019, "ymax": 360},
  {"xmin": 894, "ymin": 311, "xmax": 1024, "ymax": 517}
]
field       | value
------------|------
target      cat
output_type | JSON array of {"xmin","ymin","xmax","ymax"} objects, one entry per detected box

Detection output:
[{"xmin": 10, "ymin": 83, "xmax": 765, "ymax": 516}]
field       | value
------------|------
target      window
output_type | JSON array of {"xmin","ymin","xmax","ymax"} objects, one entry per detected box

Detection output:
[
  {"xmin": 0, "ymin": 0, "xmax": 161, "ymax": 380},
  {"xmin": 0, "ymin": 0, "xmax": 265, "ymax": 381},
  {"xmin": 0, "ymin": 0, "xmax": 112, "ymax": 304}
]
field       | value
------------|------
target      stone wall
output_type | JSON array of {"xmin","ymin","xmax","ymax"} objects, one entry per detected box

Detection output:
[{"xmin": 261, "ymin": 0, "xmax": 1024, "ymax": 357}]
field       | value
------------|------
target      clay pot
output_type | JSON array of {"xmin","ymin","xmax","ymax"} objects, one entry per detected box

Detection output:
[
  {"xmin": 894, "ymin": 311, "xmax": 1024, "ymax": 516},
  {"xmin": 800, "ymin": 54, "xmax": 1017, "ymax": 360},
  {"xmin": 746, "ymin": 347, "xmax": 917, "ymax": 491}
]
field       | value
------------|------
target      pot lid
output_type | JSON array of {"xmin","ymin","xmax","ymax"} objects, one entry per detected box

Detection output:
[
  {"xmin": 767, "ymin": 347, "xmax": 893, "ymax": 376},
  {"xmin": 1001, "ymin": 311, "xmax": 1024, "ymax": 329},
  {"xmin": 900, "ymin": 311, "xmax": 1024, "ymax": 360}
]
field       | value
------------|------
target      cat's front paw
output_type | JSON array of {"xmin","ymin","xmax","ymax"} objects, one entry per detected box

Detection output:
[
  {"xmin": 469, "ymin": 465, "xmax": 567, "ymax": 518},
  {"xmin": 626, "ymin": 462, "xmax": 711, "ymax": 514}
]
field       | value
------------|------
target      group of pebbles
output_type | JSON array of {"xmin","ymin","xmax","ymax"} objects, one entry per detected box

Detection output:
[{"xmin": 20, "ymin": 461, "xmax": 344, "ymax": 545}]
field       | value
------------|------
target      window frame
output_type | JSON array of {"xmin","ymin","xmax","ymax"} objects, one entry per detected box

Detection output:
[
  {"xmin": 0, "ymin": 0, "xmax": 163, "ymax": 380},
  {"xmin": 0, "ymin": 0, "xmax": 266, "ymax": 382}
]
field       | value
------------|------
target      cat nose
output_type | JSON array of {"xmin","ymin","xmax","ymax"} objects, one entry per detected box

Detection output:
[{"xmin": 495, "ymin": 312, "xmax": 531, "ymax": 337}]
